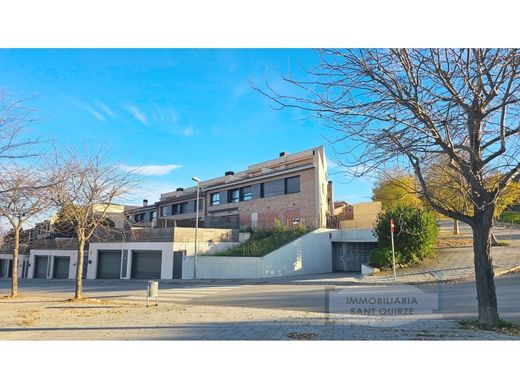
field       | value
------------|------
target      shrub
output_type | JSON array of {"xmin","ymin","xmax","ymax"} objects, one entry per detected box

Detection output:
[
  {"xmin": 368, "ymin": 247, "xmax": 403, "ymax": 268},
  {"xmin": 373, "ymin": 206, "xmax": 439, "ymax": 265}
]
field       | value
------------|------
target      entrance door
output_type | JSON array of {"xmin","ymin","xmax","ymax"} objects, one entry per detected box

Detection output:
[{"xmin": 173, "ymin": 251, "xmax": 184, "ymax": 279}]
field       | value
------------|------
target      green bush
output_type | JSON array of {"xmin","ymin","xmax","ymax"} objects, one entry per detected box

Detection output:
[
  {"xmin": 372, "ymin": 206, "xmax": 439, "ymax": 265},
  {"xmin": 212, "ymin": 221, "xmax": 311, "ymax": 257},
  {"xmin": 368, "ymin": 247, "xmax": 404, "ymax": 268}
]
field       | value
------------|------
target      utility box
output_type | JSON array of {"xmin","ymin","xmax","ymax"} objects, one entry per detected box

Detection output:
[{"xmin": 147, "ymin": 281, "xmax": 159, "ymax": 306}]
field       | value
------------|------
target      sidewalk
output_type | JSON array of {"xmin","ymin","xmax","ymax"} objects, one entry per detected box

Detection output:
[{"xmin": 360, "ymin": 243, "xmax": 520, "ymax": 284}]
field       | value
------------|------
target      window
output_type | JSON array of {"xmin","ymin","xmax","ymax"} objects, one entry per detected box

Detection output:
[
  {"xmin": 172, "ymin": 204, "xmax": 179, "ymax": 215},
  {"xmin": 263, "ymin": 179, "xmax": 285, "ymax": 197},
  {"xmin": 210, "ymin": 192, "xmax": 220, "ymax": 206},
  {"xmin": 134, "ymin": 213, "xmax": 144, "ymax": 222},
  {"xmin": 228, "ymin": 189, "xmax": 240, "ymax": 203},
  {"xmin": 150, "ymin": 211, "xmax": 156, "ymax": 221},
  {"xmin": 160, "ymin": 205, "xmax": 168, "ymax": 217},
  {"xmin": 285, "ymin": 176, "xmax": 300, "ymax": 194},
  {"xmin": 240, "ymin": 186, "xmax": 252, "ymax": 201},
  {"xmin": 180, "ymin": 202, "xmax": 189, "ymax": 214}
]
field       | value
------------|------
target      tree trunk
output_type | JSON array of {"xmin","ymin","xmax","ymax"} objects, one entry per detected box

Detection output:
[
  {"xmin": 10, "ymin": 227, "xmax": 20, "ymax": 298},
  {"xmin": 75, "ymin": 238, "xmax": 85, "ymax": 299},
  {"xmin": 472, "ymin": 212, "xmax": 499, "ymax": 327},
  {"xmin": 453, "ymin": 219, "xmax": 460, "ymax": 235}
]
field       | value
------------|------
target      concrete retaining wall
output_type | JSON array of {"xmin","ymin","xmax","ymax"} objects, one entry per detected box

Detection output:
[{"xmin": 184, "ymin": 228, "xmax": 334, "ymax": 279}]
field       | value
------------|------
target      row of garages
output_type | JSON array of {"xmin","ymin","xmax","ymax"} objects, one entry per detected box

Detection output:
[
  {"xmin": 0, "ymin": 240, "xmax": 238, "ymax": 281},
  {"xmin": 0, "ymin": 248, "xmax": 186, "ymax": 280}
]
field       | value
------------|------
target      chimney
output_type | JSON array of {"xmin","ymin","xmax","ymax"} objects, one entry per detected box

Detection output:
[
  {"xmin": 279, "ymin": 151, "xmax": 287, "ymax": 157},
  {"xmin": 176, "ymin": 187, "xmax": 184, "ymax": 192},
  {"xmin": 143, "ymin": 199, "xmax": 148, "ymax": 207},
  {"xmin": 225, "ymin": 171, "xmax": 234, "ymax": 176}
]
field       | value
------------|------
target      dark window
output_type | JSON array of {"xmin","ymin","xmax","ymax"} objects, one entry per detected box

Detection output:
[
  {"xmin": 240, "ymin": 186, "xmax": 252, "ymax": 201},
  {"xmin": 210, "ymin": 192, "xmax": 220, "ymax": 206},
  {"xmin": 285, "ymin": 176, "xmax": 300, "ymax": 194},
  {"xmin": 263, "ymin": 179, "xmax": 285, "ymax": 197},
  {"xmin": 228, "ymin": 189, "xmax": 240, "ymax": 203},
  {"xmin": 172, "ymin": 204, "xmax": 179, "ymax": 215},
  {"xmin": 180, "ymin": 202, "xmax": 189, "ymax": 214},
  {"xmin": 160, "ymin": 205, "xmax": 168, "ymax": 217}
]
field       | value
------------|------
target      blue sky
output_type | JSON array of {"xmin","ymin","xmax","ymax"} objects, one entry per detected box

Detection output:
[{"xmin": 0, "ymin": 49, "xmax": 374, "ymax": 205}]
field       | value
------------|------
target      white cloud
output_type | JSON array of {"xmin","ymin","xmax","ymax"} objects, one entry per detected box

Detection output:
[
  {"xmin": 95, "ymin": 100, "xmax": 115, "ymax": 118},
  {"xmin": 152, "ymin": 107, "xmax": 178, "ymax": 124},
  {"xmin": 64, "ymin": 94, "xmax": 105, "ymax": 121},
  {"xmin": 125, "ymin": 104, "xmax": 148, "ymax": 125},
  {"xmin": 119, "ymin": 163, "xmax": 182, "ymax": 176}
]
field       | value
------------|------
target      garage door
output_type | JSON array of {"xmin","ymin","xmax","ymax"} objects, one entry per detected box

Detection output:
[
  {"xmin": 333, "ymin": 242, "xmax": 378, "ymax": 272},
  {"xmin": 0, "ymin": 259, "xmax": 6, "ymax": 278},
  {"xmin": 131, "ymin": 251, "xmax": 162, "ymax": 279},
  {"xmin": 53, "ymin": 256, "xmax": 70, "ymax": 279},
  {"xmin": 34, "ymin": 256, "xmax": 49, "ymax": 279},
  {"xmin": 97, "ymin": 251, "xmax": 122, "ymax": 279}
]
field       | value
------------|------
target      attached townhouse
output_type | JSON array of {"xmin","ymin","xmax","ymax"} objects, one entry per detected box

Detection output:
[{"xmin": 125, "ymin": 146, "xmax": 334, "ymax": 230}]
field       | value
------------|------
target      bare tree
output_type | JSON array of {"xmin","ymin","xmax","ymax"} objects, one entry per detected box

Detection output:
[
  {"xmin": 258, "ymin": 49, "xmax": 520, "ymax": 327},
  {"xmin": 0, "ymin": 164, "xmax": 54, "ymax": 297},
  {"xmin": 0, "ymin": 89, "xmax": 39, "ymax": 161},
  {"xmin": 50, "ymin": 149, "xmax": 134, "ymax": 299}
]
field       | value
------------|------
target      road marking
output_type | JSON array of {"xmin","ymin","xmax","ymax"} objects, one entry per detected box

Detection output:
[{"xmin": 109, "ymin": 285, "xmax": 244, "ymax": 303}]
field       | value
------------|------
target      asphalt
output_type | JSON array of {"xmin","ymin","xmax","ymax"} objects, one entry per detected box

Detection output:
[{"xmin": 2, "ymin": 273, "xmax": 520, "ymax": 322}]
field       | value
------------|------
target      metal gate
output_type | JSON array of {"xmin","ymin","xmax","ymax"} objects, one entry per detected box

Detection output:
[
  {"xmin": 332, "ymin": 242, "xmax": 377, "ymax": 272},
  {"xmin": 97, "ymin": 251, "xmax": 122, "ymax": 279},
  {"xmin": 34, "ymin": 256, "xmax": 49, "ymax": 279},
  {"xmin": 53, "ymin": 256, "xmax": 70, "ymax": 279},
  {"xmin": 131, "ymin": 251, "xmax": 162, "ymax": 279},
  {"xmin": 173, "ymin": 251, "xmax": 184, "ymax": 279}
]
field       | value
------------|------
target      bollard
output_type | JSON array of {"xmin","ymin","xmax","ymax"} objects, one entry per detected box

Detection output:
[{"xmin": 146, "ymin": 280, "xmax": 159, "ymax": 307}]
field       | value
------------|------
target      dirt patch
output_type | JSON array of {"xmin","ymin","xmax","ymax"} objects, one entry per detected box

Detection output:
[
  {"xmin": 62, "ymin": 298, "xmax": 139, "ymax": 307},
  {"xmin": 437, "ymin": 235, "xmax": 473, "ymax": 248},
  {"xmin": 17, "ymin": 308, "xmax": 41, "ymax": 327},
  {"xmin": 459, "ymin": 319, "xmax": 520, "ymax": 337}
]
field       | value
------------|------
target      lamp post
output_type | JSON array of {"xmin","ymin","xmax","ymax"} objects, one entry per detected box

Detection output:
[{"xmin": 192, "ymin": 176, "xmax": 201, "ymax": 279}]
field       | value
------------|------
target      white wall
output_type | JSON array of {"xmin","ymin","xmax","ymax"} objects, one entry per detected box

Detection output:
[
  {"xmin": 0, "ymin": 253, "xmax": 30, "ymax": 278},
  {"xmin": 28, "ymin": 249, "xmax": 79, "ymax": 279},
  {"xmin": 184, "ymin": 228, "xmax": 334, "ymax": 279},
  {"xmin": 88, "ymin": 242, "xmax": 173, "ymax": 279},
  {"xmin": 88, "ymin": 240, "xmax": 240, "ymax": 279},
  {"xmin": 331, "ymin": 228, "xmax": 377, "ymax": 242}
]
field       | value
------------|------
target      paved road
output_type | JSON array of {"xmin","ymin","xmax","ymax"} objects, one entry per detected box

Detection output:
[
  {"xmin": 438, "ymin": 219, "xmax": 520, "ymax": 241},
  {"xmin": 2, "ymin": 275, "xmax": 519, "ymax": 322}
]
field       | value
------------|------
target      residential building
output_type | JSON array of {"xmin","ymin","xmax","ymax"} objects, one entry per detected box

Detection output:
[{"xmin": 126, "ymin": 146, "xmax": 333, "ymax": 230}]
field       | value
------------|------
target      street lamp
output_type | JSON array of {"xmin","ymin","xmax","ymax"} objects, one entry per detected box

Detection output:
[{"xmin": 192, "ymin": 176, "xmax": 201, "ymax": 279}]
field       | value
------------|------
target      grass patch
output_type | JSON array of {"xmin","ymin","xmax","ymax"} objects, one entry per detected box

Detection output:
[
  {"xmin": 499, "ymin": 211, "xmax": 520, "ymax": 225},
  {"xmin": 210, "ymin": 223, "xmax": 311, "ymax": 257},
  {"xmin": 460, "ymin": 319, "xmax": 520, "ymax": 336}
]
